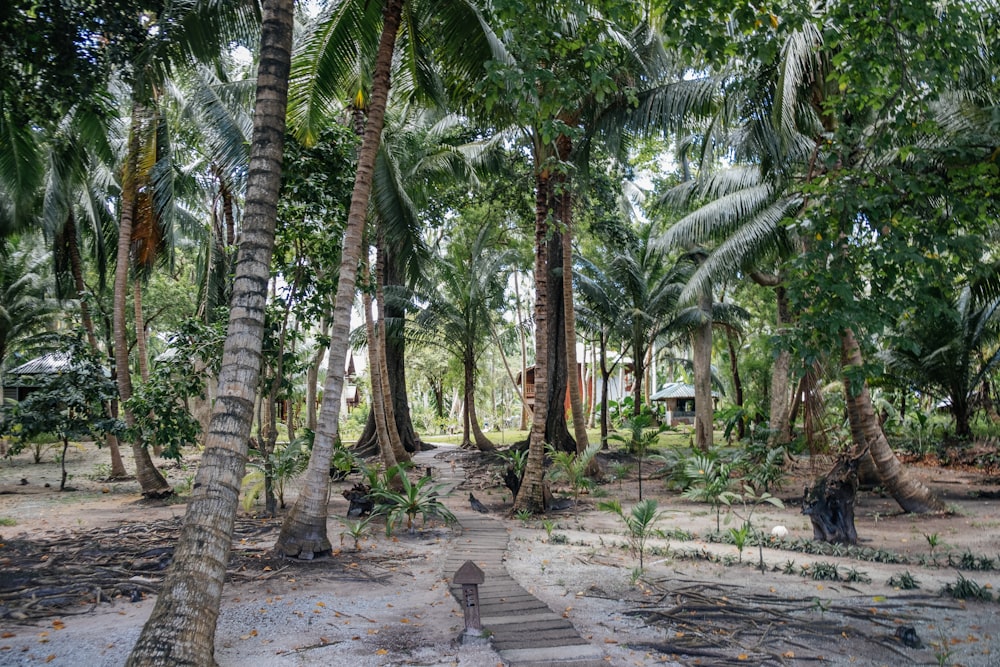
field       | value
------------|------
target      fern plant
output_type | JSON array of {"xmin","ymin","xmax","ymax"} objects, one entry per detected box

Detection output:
[{"xmin": 680, "ymin": 452, "xmax": 735, "ymax": 531}]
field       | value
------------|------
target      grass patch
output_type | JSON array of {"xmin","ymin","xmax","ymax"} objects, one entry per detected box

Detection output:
[{"xmin": 0, "ymin": 517, "xmax": 17, "ymax": 526}]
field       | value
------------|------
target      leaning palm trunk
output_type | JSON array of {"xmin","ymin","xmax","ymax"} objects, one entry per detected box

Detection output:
[
  {"xmin": 463, "ymin": 348, "xmax": 495, "ymax": 452},
  {"xmin": 840, "ymin": 327, "xmax": 943, "ymax": 513},
  {"xmin": 114, "ymin": 102, "xmax": 171, "ymax": 499},
  {"xmin": 126, "ymin": 1, "xmax": 294, "ymax": 663},
  {"xmin": 275, "ymin": 0, "xmax": 405, "ymax": 557}
]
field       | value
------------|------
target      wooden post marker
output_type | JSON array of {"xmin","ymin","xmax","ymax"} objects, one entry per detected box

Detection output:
[{"xmin": 454, "ymin": 560, "xmax": 485, "ymax": 634}]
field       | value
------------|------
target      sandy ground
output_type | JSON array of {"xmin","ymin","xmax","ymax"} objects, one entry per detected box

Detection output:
[{"xmin": 2, "ymin": 440, "xmax": 1000, "ymax": 666}]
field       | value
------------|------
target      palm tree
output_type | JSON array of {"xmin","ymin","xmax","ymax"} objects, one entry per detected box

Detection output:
[
  {"xmin": 126, "ymin": 0, "xmax": 294, "ymax": 662},
  {"xmin": 275, "ymin": 0, "xmax": 500, "ymax": 555},
  {"xmin": 882, "ymin": 284, "xmax": 1000, "ymax": 439},
  {"xmin": 0, "ymin": 238, "xmax": 56, "ymax": 371},
  {"xmin": 413, "ymin": 226, "xmax": 516, "ymax": 451}
]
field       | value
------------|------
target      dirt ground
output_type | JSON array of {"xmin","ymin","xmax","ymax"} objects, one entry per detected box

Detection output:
[{"xmin": 2, "ymin": 440, "xmax": 1000, "ymax": 666}]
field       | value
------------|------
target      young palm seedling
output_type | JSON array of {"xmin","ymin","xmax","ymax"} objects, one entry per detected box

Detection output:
[
  {"xmin": 371, "ymin": 465, "xmax": 456, "ymax": 536},
  {"xmin": 598, "ymin": 498, "xmax": 665, "ymax": 570}
]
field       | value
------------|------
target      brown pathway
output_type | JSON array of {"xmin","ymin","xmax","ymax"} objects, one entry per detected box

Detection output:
[{"xmin": 419, "ymin": 449, "xmax": 605, "ymax": 667}]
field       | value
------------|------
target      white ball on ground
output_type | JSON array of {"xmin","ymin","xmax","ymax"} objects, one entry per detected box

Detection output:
[{"xmin": 770, "ymin": 525, "xmax": 788, "ymax": 538}]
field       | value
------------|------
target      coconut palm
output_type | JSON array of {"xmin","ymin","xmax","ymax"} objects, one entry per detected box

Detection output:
[
  {"xmin": 412, "ymin": 225, "xmax": 517, "ymax": 452},
  {"xmin": 275, "ymin": 0, "xmax": 501, "ymax": 556},
  {"xmin": 126, "ymin": 0, "xmax": 295, "ymax": 662},
  {"xmin": 882, "ymin": 284, "xmax": 1000, "ymax": 439}
]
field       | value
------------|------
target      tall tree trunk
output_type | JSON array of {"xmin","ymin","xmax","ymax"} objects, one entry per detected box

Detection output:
[
  {"xmin": 464, "ymin": 348, "xmax": 495, "ymax": 451},
  {"xmin": 114, "ymin": 102, "xmax": 171, "ymax": 500},
  {"xmin": 769, "ymin": 285, "xmax": 793, "ymax": 447},
  {"xmin": 693, "ymin": 288, "xmax": 714, "ymax": 451},
  {"xmin": 306, "ymin": 319, "xmax": 329, "ymax": 432},
  {"xmin": 726, "ymin": 330, "xmax": 745, "ymax": 441},
  {"xmin": 599, "ymin": 333, "xmax": 611, "ymax": 447},
  {"xmin": 840, "ymin": 327, "xmax": 943, "ymax": 513},
  {"xmin": 362, "ymin": 268, "xmax": 402, "ymax": 478},
  {"xmin": 66, "ymin": 211, "xmax": 127, "ymax": 478},
  {"xmin": 559, "ymin": 181, "xmax": 596, "ymax": 474},
  {"xmin": 275, "ymin": 0, "xmax": 404, "ymax": 557},
  {"xmin": 515, "ymin": 168, "xmax": 552, "ymax": 513},
  {"xmin": 354, "ymin": 250, "xmax": 421, "ymax": 454},
  {"xmin": 374, "ymin": 243, "xmax": 408, "ymax": 462},
  {"xmin": 133, "ymin": 280, "xmax": 162, "ymax": 457},
  {"xmin": 545, "ymin": 227, "xmax": 575, "ymax": 453},
  {"xmin": 515, "ymin": 271, "xmax": 529, "ymax": 431},
  {"xmin": 126, "ymin": 1, "xmax": 293, "ymax": 662}
]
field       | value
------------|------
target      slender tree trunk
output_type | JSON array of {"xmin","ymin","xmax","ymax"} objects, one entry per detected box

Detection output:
[
  {"xmin": 560, "ymin": 182, "xmax": 596, "ymax": 474},
  {"xmin": 515, "ymin": 271, "xmax": 529, "ymax": 431},
  {"xmin": 769, "ymin": 285, "xmax": 793, "ymax": 447},
  {"xmin": 545, "ymin": 227, "xmax": 575, "ymax": 453},
  {"xmin": 275, "ymin": 0, "xmax": 404, "ymax": 557},
  {"xmin": 515, "ymin": 167, "xmax": 551, "ymax": 513},
  {"xmin": 126, "ymin": 1, "xmax": 293, "ymax": 662},
  {"xmin": 66, "ymin": 211, "xmax": 127, "ymax": 477},
  {"xmin": 693, "ymin": 288, "xmax": 714, "ymax": 451},
  {"xmin": 726, "ymin": 330, "xmax": 745, "ymax": 441},
  {"xmin": 374, "ymin": 243, "xmax": 408, "ymax": 462},
  {"xmin": 840, "ymin": 328, "xmax": 943, "ymax": 513},
  {"xmin": 306, "ymin": 319, "xmax": 329, "ymax": 432},
  {"xmin": 599, "ymin": 334, "xmax": 611, "ymax": 447},
  {"xmin": 465, "ymin": 348, "xmax": 495, "ymax": 452},
  {"xmin": 114, "ymin": 102, "xmax": 171, "ymax": 499},
  {"xmin": 363, "ymin": 271, "xmax": 401, "ymax": 478},
  {"xmin": 133, "ymin": 281, "xmax": 162, "ymax": 457}
]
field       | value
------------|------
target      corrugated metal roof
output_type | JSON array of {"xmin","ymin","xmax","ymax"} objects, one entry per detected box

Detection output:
[
  {"xmin": 6, "ymin": 352, "xmax": 72, "ymax": 375},
  {"xmin": 650, "ymin": 382, "xmax": 719, "ymax": 401}
]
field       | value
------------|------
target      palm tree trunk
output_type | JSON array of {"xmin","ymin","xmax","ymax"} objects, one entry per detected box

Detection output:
[
  {"xmin": 363, "ymin": 271, "xmax": 402, "ymax": 477},
  {"xmin": 114, "ymin": 102, "xmax": 171, "ymax": 499},
  {"xmin": 769, "ymin": 285, "xmax": 793, "ymax": 447},
  {"xmin": 560, "ymin": 182, "xmax": 596, "ymax": 474},
  {"xmin": 66, "ymin": 211, "xmax": 127, "ymax": 478},
  {"xmin": 133, "ymin": 280, "xmax": 162, "ymax": 457},
  {"xmin": 306, "ymin": 319, "xmax": 330, "ymax": 432},
  {"xmin": 726, "ymin": 330, "xmax": 746, "ymax": 441},
  {"xmin": 375, "ymin": 242, "xmax": 408, "ymax": 462},
  {"xmin": 126, "ymin": 1, "xmax": 293, "ymax": 662},
  {"xmin": 464, "ymin": 348, "xmax": 495, "ymax": 452},
  {"xmin": 275, "ymin": 0, "xmax": 405, "ymax": 557},
  {"xmin": 840, "ymin": 327, "xmax": 944, "ymax": 513},
  {"xmin": 693, "ymin": 288, "xmax": 714, "ymax": 451},
  {"xmin": 515, "ymin": 167, "xmax": 551, "ymax": 513},
  {"xmin": 515, "ymin": 271, "xmax": 530, "ymax": 431}
]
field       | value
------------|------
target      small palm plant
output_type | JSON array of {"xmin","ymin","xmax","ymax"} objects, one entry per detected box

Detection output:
[
  {"xmin": 598, "ymin": 498, "xmax": 665, "ymax": 570},
  {"xmin": 608, "ymin": 414, "xmax": 669, "ymax": 500},
  {"xmin": 371, "ymin": 466, "xmax": 456, "ymax": 536},
  {"xmin": 338, "ymin": 516, "xmax": 373, "ymax": 550},
  {"xmin": 680, "ymin": 452, "xmax": 735, "ymax": 532},
  {"xmin": 546, "ymin": 442, "xmax": 602, "ymax": 501}
]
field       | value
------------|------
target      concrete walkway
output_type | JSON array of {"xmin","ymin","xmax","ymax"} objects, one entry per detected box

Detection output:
[{"xmin": 421, "ymin": 450, "xmax": 605, "ymax": 667}]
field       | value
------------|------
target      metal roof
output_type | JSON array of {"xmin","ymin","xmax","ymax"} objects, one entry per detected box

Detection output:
[
  {"xmin": 650, "ymin": 382, "xmax": 719, "ymax": 401},
  {"xmin": 6, "ymin": 352, "xmax": 72, "ymax": 376}
]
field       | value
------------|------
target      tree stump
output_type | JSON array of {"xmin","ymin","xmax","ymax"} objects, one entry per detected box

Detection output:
[
  {"xmin": 802, "ymin": 451, "xmax": 865, "ymax": 545},
  {"xmin": 342, "ymin": 483, "xmax": 374, "ymax": 517}
]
